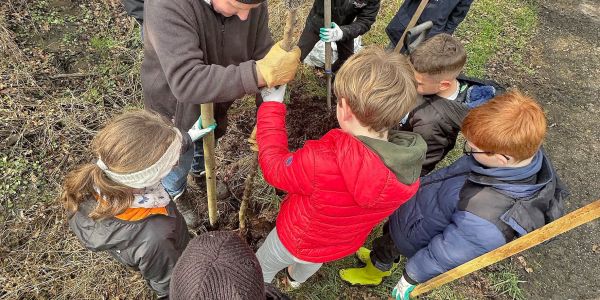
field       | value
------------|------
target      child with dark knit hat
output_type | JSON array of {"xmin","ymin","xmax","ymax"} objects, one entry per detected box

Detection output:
[{"xmin": 170, "ymin": 231, "xmax": 289, "ymax": 300}]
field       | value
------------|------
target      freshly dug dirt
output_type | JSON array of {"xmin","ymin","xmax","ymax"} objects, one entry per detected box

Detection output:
[{"xmin": 193, "ymin": 81, "xmax": 338, "ymax": 247}]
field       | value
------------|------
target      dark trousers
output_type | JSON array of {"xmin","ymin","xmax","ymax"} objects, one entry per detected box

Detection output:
[
  {"xmin": 298, "ymin": 21, "xmax": 354, "ymax": 72},
  {"xmin": 371, "ymin": 222, "xmax": 402, "ymax": 271}
]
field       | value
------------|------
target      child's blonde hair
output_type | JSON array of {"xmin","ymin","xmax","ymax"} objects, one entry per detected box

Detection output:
[
  {"xmin": 410, "ymin": 33, "xmax": 466, "ymax": 79},
  {"xmin": 60, "ymin": 110, "xmax": 178, "ymax": 220},
  {"xmin": 334, "ymin": 46, "xmax": 418, "ymax": 133},
  {"xmin": 462, "ymin": 90, "xmax": 547, "ymax": 161}
]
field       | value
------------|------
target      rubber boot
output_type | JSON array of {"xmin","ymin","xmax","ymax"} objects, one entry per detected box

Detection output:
[
  {"xmin": 340, "ymin": 251, "xmax": 397, "ymax": 286},
  {"xmin": 356, "ymin": 247, "xmax": 371, "ymax": 264}
]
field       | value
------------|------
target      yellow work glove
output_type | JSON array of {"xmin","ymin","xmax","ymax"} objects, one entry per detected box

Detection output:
[{"xmin": 256, "ymin": 41, "xmax": 301, "ymax": 88}]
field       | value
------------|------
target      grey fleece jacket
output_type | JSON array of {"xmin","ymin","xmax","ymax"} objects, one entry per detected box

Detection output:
[
  {"xmin": 69, "ymin": 200, "xmax": 190, "ymax": 298},
  {"xmin": 141, "ymin": 0, "xmax": 273, "ymax": 131}
]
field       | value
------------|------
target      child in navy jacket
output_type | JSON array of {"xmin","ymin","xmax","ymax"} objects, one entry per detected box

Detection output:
[{"xmin": 340, "ymin": 91, "xmax": 567, "ymax": 300}]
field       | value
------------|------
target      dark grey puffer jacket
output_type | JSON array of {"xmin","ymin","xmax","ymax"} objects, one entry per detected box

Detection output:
[
  {"xmin": 400, "ymin": 76, "xmax": 505, "ymax": 176},
  {"xmin": 305, "ymin": 0, "xmax": 380, "ymax": 41},
  {"xmin": 69, "ymin": 199, "xmax": 190, "ymax": 298}
]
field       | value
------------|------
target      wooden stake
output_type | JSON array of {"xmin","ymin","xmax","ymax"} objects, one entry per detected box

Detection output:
[
  {"xmin": 240, "ymin": 127, "xmax": 259, "ymax": 233},
  {"xmin": 324, "ymin": 0, "xmax": 332, "ymax": 109},
  {"xmin": 410, "ymin": 199, "xmax": 600, "ymax": 298},
  {"xmin": 239, "ymin": 3, "xmax": 301, "ymax": 234},
  {"xmin": 393, "ymin": 0, "xmax": 429, "ymax": 53},
  {"xmin": 201, "ymin": 103, "xmax": 218, "ymax": 226},
  {"xmin": 282, "ymin": 11, "xmax": 298, "ymax": 52}
]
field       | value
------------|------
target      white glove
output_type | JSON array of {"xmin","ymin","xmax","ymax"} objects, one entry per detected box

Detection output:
[
  {"xmin": 319, "ymin": 22, "xmax": 344, "ymax": 42},
  {"xmin": 392, "ymin": 276, "xmax": 416, "ymax": 300},
  {"xmin": 187, "ymin": 117, "xmax": 216, "ymax": 142},
  {"xmin": 260, "ymin": 84, "xmax": 287, "ymax": 103}
]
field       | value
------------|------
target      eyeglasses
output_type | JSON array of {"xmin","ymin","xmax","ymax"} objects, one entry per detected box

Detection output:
[{"xmin": 463, "ymin": 141, "xmax": 510, "ymax": 160}]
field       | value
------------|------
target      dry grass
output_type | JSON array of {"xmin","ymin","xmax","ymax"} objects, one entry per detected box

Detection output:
[
  {"xmin": 0, "ymin": 0, "xmax": 150, "ymax": 298},
  {"xmin": 0, "ymin": 0, "xmax": 303, "ymax": 298},
  {"xmin": 1, "ymin": 205, "xmax": 153, "ymax": 299}
]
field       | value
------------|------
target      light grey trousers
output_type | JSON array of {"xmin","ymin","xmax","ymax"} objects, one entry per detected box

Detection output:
[{"xmin": 256, "ymin": 227, "xmax": 322, "ymax": 283}]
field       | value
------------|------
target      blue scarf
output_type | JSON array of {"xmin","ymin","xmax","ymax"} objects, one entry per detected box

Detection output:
[{"xmin": 469, "ymin": 150, "xmax": 546, "ymax": 199}]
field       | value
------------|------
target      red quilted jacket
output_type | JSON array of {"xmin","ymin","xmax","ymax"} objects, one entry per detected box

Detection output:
[{"xmin": 257, "ymin": 102, "xmax": 425, "ymax": 263}]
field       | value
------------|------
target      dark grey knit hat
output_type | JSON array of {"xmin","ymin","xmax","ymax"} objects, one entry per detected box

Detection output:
[
  {"xmin": 170, "ymin": 231, "xmax": 265, "ymax": 300},
  {"xmin": 236, "ymin": 0, "xmax": 267, "ymax": 4}
]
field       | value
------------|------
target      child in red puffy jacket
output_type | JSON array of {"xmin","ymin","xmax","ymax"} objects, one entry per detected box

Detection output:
[{"xmin": 254, "ymin": 47, "xmax": 427, "ymax": 287}]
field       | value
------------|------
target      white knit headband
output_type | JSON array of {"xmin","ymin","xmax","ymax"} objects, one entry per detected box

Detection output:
[{"xmin": 96, "ymin": 129, "xmax": 182, "ymax": 188}]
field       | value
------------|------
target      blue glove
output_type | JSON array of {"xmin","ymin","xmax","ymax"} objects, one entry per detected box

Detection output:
[
  {"xmin": 392, "ymin": 276, "xmax": 416, "ymax": 300},
  {"xmin": 319, "ymin": 22, "xmax": 343, "ymax": 42}
]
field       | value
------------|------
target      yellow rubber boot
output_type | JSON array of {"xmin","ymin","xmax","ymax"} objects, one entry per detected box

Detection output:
[
  {"xmin": 339, "ymin": 254, "xmax": 397, "ymax": 286},
  {"xmin": 356, "ymin": 247, "xmax": 371, "ymax": 264}
]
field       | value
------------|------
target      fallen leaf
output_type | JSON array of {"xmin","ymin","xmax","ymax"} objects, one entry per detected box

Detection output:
[{"xmin": 517, "ymin": 255, "xmax": 528, "ymax": 267}]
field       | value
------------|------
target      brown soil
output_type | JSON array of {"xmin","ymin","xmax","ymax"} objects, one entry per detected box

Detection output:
[{"xmin": 186, "ymin": 81, "xmax": 338, "ymax": 248}]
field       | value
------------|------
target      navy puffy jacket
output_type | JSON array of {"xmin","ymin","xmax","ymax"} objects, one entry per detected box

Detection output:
[{"xmin": 389, "ymin": 151, "xmax": 566, "ymax": 283}]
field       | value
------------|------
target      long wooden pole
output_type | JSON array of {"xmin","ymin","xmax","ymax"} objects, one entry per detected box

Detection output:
[
  {"xmin": 282, "ymin": 11, "xmax": 298, "ymax": 51},
  {"xmin": 201, "ymin": 103, "xmax": 218, "ymax": 226},
  {"xmin": 324, "ymin": 0, "xmax": 332, "ymax": 109},
  {"xmin": 393, "ymin": 0, "xmax": 429, "ymax": 53},
  {"xmin": 410, "ymin": 199, "xmax": 600, "ymax": 298},
  {"xmin": 240, "ymin": 5, "xmax": 300, "ymax": 233}
]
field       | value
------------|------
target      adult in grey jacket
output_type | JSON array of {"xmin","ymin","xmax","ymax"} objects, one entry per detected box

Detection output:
[{"xmin": 142, "ymin": 0, "xmax": 300, "ymax": 198}]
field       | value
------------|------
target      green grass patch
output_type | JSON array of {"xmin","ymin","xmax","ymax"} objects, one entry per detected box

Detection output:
[
  {"xmin": 426, "ymin": 285, "xmax": 467, "ymax": 300},
  {"xmin": 0, "ymin": 155, "xmax": 43, "ymax": 212},
  {"xmin": 90, "ymin": 35, "xmax": 117, "ymax": 53},
  {"xmin": 455, "ymin": 0, "xmax": 537, "ymax": 77},
  {"xmin": 489, "ymin": 270, "xmax": 526, "ymax": 300},
  {"xmin": 362, "ymin": 0, "xmax": 398, "ymax": 46}
]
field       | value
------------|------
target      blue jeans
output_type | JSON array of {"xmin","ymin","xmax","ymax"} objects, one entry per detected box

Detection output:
[
  {"xmin": 162, "ymin": 140, "xmax": 205, "ymax": 197},
  {"xmin": 161, "ymin": 99, "xmax": 244, "ymax": 197}
]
